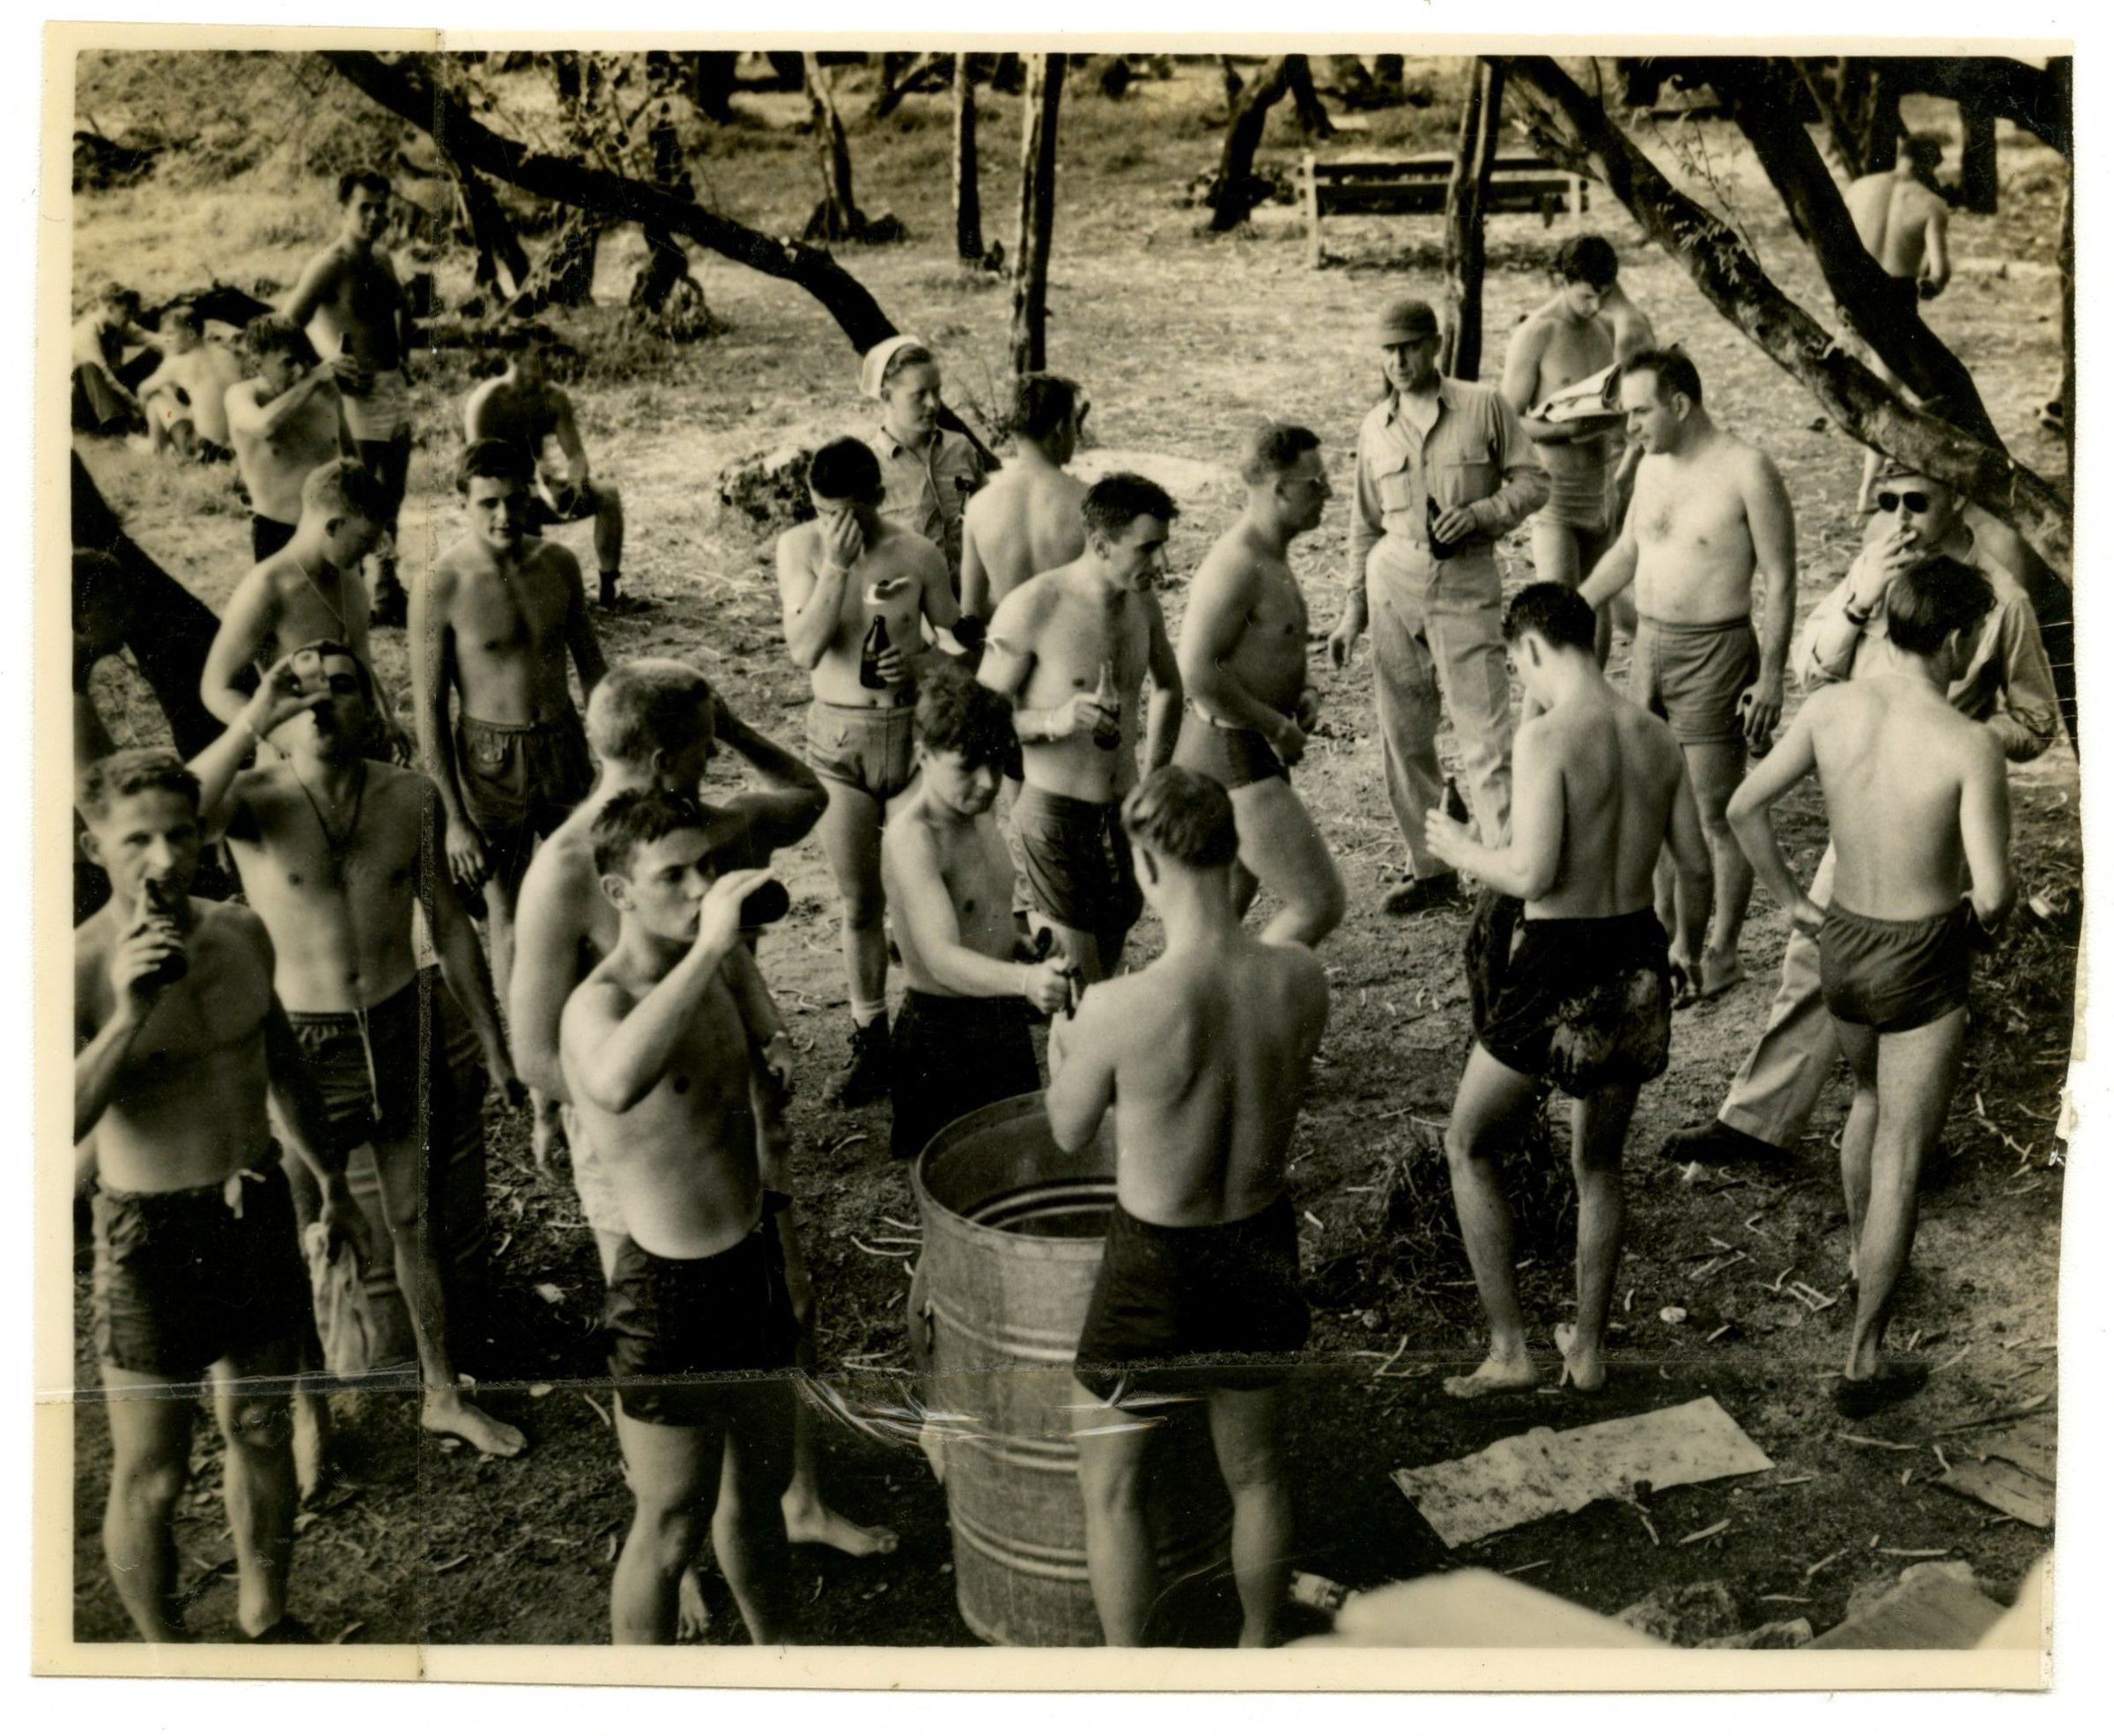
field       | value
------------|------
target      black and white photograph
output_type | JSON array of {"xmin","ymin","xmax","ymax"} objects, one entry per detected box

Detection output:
[{"xmin": 35, "ymin": 17, "xmax": 2081, "ymax": 1686}]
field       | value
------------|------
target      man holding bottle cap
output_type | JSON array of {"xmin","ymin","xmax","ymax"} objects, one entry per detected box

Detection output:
[{"xmin": 1327, "ymin": 296, "xmax": 1546, "ymax": 917}]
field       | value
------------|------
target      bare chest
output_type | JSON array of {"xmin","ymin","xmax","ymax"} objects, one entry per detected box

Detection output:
[
  {"xmin": 455, "ymin": 566, "xmax": 570, "ymax": 660},
  {"xmin": 1634, "ymin": 467, "xmax": 1749, "ymax": 554},
  {"xmin": 1026, "ymin": 596, "xmax": 1147, "ymax": 699},
  {"xmin": 1537, "ymin": 320, "xmax": 1614, "ymax": 394}
]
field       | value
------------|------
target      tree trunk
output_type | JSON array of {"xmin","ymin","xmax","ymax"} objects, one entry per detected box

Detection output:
[
  {"xmin": 1503, "ymin": 54, "xmax": 2071, "ymax": 581},
  {"xmin": 1286, "ymin": 56, "xmax": 1334, "ymax": 138},
  {"xmin": 2059, "ymin": 168, "xmax": 2074, "ymax": 496},
  {"xmin": 1440, "ymin": 60, "xmax": 1504, "ymax": 381},
  {"xmin": 1959, "ymin": 101, "xmax": 1999, "ymax": 214},
  {"xmin": 874, "ymin": 52, "xmax": 950, "ymax": 122},
  {"xmin": 1371, "ymin": 56, "xmax": 1406, "ymax": 101},
  {"xmin": 512, "ymin": 207, "xmax": 603, "ymax": 314},
  {"xmin": 1791, "ymin": 57, "xmax": 1862, "ymax": 176},
  {"xmin": 1207, "ymin": 55, "xmax": 1299, "ymax": 231},
  {"xmin": 690, "ymin": 51, "xmax": 737, "ymax": 122},
  {"xmin": 803, "ymin": 53, "xmax": 863, "ymax": 241},
  {"xmin": 448, "ymin": 159, "xmax": 530, "ymax": 299},
  {"xmin": 1858, "ymin": 59, "xmax": 1905, "ymax": 174},
  {"xmin": 1010, "ymin": 53, "xmax": 1065, "ymax": 378},
  {"xmin": 952, "ymin": 55, "xmax": 984, "ymax": 264}
]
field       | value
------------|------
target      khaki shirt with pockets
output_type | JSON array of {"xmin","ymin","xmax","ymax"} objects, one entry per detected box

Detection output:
[{"xmin": 871, "ymin": 426, "xmax": 987, "ymax": 580}]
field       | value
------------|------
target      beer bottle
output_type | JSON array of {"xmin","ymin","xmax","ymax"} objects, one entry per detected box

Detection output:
[
  {"xmin": 859, "ymin": 613, "xmax": 891, "ymax": 690},
  {"xmin": 1090, "ymin": 661, "xmax": 1121, "ymax": 750}
]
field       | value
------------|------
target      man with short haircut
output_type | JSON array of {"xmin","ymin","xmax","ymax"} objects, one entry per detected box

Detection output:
[
  {"xmin": 1666, "ymin": 459, "xmax": 2059, "ymax": 1171},
  {"xmin": 861, "ymin": 336, "xmax": 988, "ymax": 583},
  {"xmin": 1728, "ymin": 558, "xmax": 2013, "ymax": 1417},
  {"xmin": 560, "ymin": 792, "xmax": 798, "ymax": 1644},
  {"xmin": 464, "ymin": 336, "xmax": 632, "ymax": 611},
  {"xmin": 778, "ymin": 437, "xmax": 962, "ymax": 1106},
  {"xmin": 883, "ymin": 666, "xmax": 1073, "ymax": 1164},
  {"xmin": 960, "ymin": 371, "xmax": 1090, "ymax": 620},
  {"xmin": 75, "ymin": 748, "xmax": 369, "ymax": 1641},
  {"xmin": 1424, "ymin": 583, "xmax": 1710, "ymax": 1399},
  {"xmin": 1581, "ymin": 348, "xmax": 1797, "ymax": 998},
  {"xmin": 1846, "ymin": 135, "xmax": 1953, "ymax": 512},
  {"xmin": 188, "ymin": 645, "xmax": 527, "ymax": 1458},
  {"xmin": 201, "ymin": 459, "xmax": 386, "ymax": 728},
  {"xmin": 1053, "ymin": 767, "xmax": 1329, "ymax": 1648},
  {"xmin": 284, "ymin": 168, "xmax": 417, "ymax": 625},
  {"xmin": 225, "ymin": 314, "xmax": 354, "ymax": 564},
  {"xmin": 980, "ymin": 472, "xmax": 1185, "ymax": 982},
  {"xmin": 414, "ymin": 437, "xmax": 607, "ymax": 1016},
  {"xmin": 1327, "ymin": 296, "xmax": 1548, "ymax": 917},
  {"xmin": 1173, "ymin": 422, "xmax": 1345, "ymax": 947},
  {"xmin": 71, "ymin": 284, "xmax": 154, "ymax": 435},
  {"xmin": 137, "ymin": 304, "xmax": 246, "ymax": 462}
]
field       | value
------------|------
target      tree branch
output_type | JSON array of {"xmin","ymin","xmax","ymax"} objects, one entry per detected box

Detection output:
[{"xmin": 1898, "ymin": 55, "xmax": 2071, "ymax": 158}]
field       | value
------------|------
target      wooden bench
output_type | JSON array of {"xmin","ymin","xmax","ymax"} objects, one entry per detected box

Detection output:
[{"xmin": 1301, "ymin": 151, "xmax": 1590, "ymax": 267}]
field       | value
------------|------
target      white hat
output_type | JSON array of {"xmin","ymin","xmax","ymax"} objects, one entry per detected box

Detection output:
[{"xmin": 860, "ymin": 334, "xmax": 927, "ymax": 400}]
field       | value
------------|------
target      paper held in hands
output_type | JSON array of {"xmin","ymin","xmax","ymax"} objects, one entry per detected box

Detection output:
[{"xmin": 1531, "ymin": 359, "xmax": 1626, "ymax": 430}]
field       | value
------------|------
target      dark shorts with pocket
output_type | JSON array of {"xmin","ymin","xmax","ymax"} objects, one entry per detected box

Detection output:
[
  {"xmin": 456, "ymin": 711, "xmax": 594, "ymax": 880},
  {"xmin": 805, "ymin": 699, "xmax": 916, "ymax": 805}
]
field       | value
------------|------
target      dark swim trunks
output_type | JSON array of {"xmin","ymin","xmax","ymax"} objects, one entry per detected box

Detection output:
[
  {"xmin": 1173, "ymin": 704, "xmax": 1289, "ymax": 791},
  {"xmin": 1013, "ymin": 784, "xmax": 1144, "ymax": 945},
  {"xmin": 805, "ymin": 700, "xmax": 916, "ymax": 804},
  {"xmin": 92, "ymin": 1156, "xmax": 308, "ymax": 1383},
  {"xmin": 890, "ymin": 988, "xmax": 1043, "ymax": 1163},
  {"xmin": 1074, "ymin": 1196, "xmax": 1309, "ymax": 1404},
  {"xmin": 1820, "ymin": 900, "xmax": 1977, "ymax": 1034},
  {"xmin": 251, "ymin": 514, "xmax": 296, "ymax": 563},
  {"xmin": 604, "ymin": 1196, "xmax": 800, "ymax": 1428},
  {"xmin": 1472, "ymin": 903, "xmax": 1674, "ymax": 1097},
  {"xmin": 456, "ymin": 711, "xmax": 595, "ymax": 878},
  {"xmin": 1631, "ymin": 615, "xmax": 1760, "ymax": 750},
  {"xmin": 285, "ymin": 974, "xmax": 440, "ymax": 1151}
]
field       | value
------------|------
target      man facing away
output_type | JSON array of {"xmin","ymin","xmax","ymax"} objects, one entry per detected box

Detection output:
[
  {"xmin": 1051, "ymin": 768, "xmax": 1329, "ymax": 1648},
  {"xmin": 75, "ymin": 747, "xmax": 370, "ymax": 1641},
  {"xmin": 979, "ymin": 472, "xmax": 1185, "ymax": 981},
  {"xmin": 136, "ymin": 303, "xmax": 245, "ymax": 462},
  {"xmin": 559, "ymin": 792, "xmax": 798, "ymax": 1644},
  {"xmin": 1664, "ymin": 459, "xmax": 2059, "ymax": 1171},
  {"xmin": 1581, "ymin": 348, "xmax": 1797, "ymax": 999},
  {"xmin": 882, "ymin": 665, "xmax": 1073, "ymax": 1165},
  {"xmin": 1845, "ymin": 135, "xmax": 1953, "ymax": 512},
  {"xmin": 225, "ymin": 314, "xmax": 354, "ymax": 564},
  {"xmin": 413, "ymin": 437, "xmax": 606, "ymax": 1037},
  {"xmin": 1172, "ymin": 422, "xmax": 1345, "ymax": 947},
  {"xmin": 960, "ymin": 371, "xmax": 1090, "ymax": 621},
  {"xmin": 1424, "ymin": 583, "xmax": 1710, "ymax": 1398},
  {"xmin": 1728, "ymin": 558, "xmax": 2012, "ymax": 1417},
  {"xmin": 283, "ymin": 168, "xmax": 418, "ymax": 625},
  {"xmin": 188, "ymin": 645, "xmax": 527, "ymax": 1458},
  {"xmin": 463, "ymin": 335, "xmax": 633, "ymax": 612},
  {"xmin": 778, "ymin": 437, "xmax": 961, "ymax": 1107}
]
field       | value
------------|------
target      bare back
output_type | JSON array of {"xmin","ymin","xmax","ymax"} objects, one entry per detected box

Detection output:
[
  {"xmin": 463, "ymin": 379, "xmax": 565, "ymax": 479},
  {"xmin": 1847, "ymin": 172, "xmax": 1945, "ymax": 279},
  {"xmin": 962, "ymin": 466, "xmax": 1089, "ymax": 611},
  {"xmin": 1527, "ymin": 691, "xmax": 1689, "ymax": 920}
]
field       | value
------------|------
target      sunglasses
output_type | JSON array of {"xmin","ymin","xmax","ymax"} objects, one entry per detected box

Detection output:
[{"xmin": 1875, "ymin": 491, "xmax": 1932, "ymax": 514}]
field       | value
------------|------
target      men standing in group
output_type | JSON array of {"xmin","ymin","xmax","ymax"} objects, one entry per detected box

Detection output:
[
  {"xmin": 225, "ymin": 314, "xmax": 354, "ymax": 563},
  {"xmin": 980, "ymin": 472, "xmax": 1186, "ymax": 981},
  {"xmin": 1424, "ymin": 584, "xmax": 1710, "ymax": 1399},
  {"xmin": 188, "ymin": 647, "xmax": 528, "ymax": 1457},
  {"xmin": 1327, "ymin": 296, "xmax": 1547, "ymax": 917},
  {"xmin": 413, "ymin": 438, "xmax": 606, "ymax": 1032},
  {"xmin": 284, "ymin": 169, "xmax": 418, "ymax": 625},
  {"xmin": 779, "ymin": 438, "xmax": 963, "ymax": 1106},
  {"xmin": 960, "ymin": 372, "xmax": 1090, "ymax": 621},
  {"xmin": 1727, "ymin": 558, "xmax": 2012, "ymax": 1416},
  {"xmin": 136, "ymin": 303, "xmax": 246, "ymax": 462},
  {"xmin": 1845, "ymin": 135, "xmax": 1953, "ymax": 513},
  {"xmin": 560, "ymin": 793, "xmax": 800, "ymax": 1645},
  {"xmin": 861, "ymin": 336, "xmax": 988, "ymax": 586},
  {"xmin": 75, "ymin": 747, "xmax": 370, "ymax": 1641},
  {"xmin": 1665, "ymin": 458, "xmax": 2058, "ymax": 1171},
  {"xmin": 1173, "ymin": 423, "xmax": 1345, "ymax": 948},
  {"xmin": 1053, "ymin": 768, "xmax": 1329, "ymax": 1648},
  {"xmin": 463, "ymin": 335, "xmax": 634, "ymax": 612},
  {"xmin": 1580, "ymin": 348, "xmax": 1797, "ymax": 998}
]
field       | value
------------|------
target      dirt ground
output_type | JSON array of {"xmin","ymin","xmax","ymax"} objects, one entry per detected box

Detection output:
[{"xmin": 67, "ymin": 55, "xmax": 2072, "ymax": 1649}]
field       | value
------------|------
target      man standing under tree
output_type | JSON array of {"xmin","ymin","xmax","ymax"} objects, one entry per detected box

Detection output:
[
  {"xmin": 1053, "ymin": 767, "xmax": 1329, "ymax": 1648},
  {"xmin": 1581, "ymin": 349, "xmax": 1797, "ymax": 1000},
  {"xmin": 1174, "ymin": 423, "xmax": 1345, "ymax": 947},
  {"xmin": 225, "ymin": 314, "xmax": 355, "ymax": 564},
  {"xmin": 1426, "ymin": 584, "xmax": 1709, "ymax": 1398},
  {"xmin": 1327, "ymin": 296, "xmax": 1547, "ymax": 917},
  {"xmin": 1845, "ymin": 134, "xmax": 1953, "ymax": 513}
]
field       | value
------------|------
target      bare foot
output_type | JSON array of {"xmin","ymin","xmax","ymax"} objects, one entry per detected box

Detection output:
[
  {"xmin": 422, "ymin": 1391, "xmax": 528, "ymax": 1458},
  {"xmin": 528, "ymin": 1092, "xmax": 565, "ymax": 1176},
  {"xmin": 783, "ymin": 1495, "xmax": 898, "ymax": 1557},
  {"xmin": 1700, "ymin": 948, "xmax": 1746, "ymax": 1000},
  {"xmin": 1443, "ymin": 1349, "xmax": 1540, "ymax": 1400},
  {"xmin": 292, "ymin": 1390, "xmax": 332, "ymax": 1503},
  {"xmin": 1554, "ymin": 1324, "xmax": 1608, "ymax": 1393},
  {"xmin": 676, "ymin": 1566, "xmax": 710, "ymax": 1641}
]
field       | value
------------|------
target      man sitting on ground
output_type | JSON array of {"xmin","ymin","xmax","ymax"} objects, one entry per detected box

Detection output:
[
  {"xmin": 137, "ymin": 303, "xmax": 245, "ymax": 463},
  {"xmin": 1053, "ymin": 766, "xmax": 1329, "ymax": 1648},
  {"xmin": 225, "ymin": 314, "xmax": 354, "ymax": 564},
  {"xmin": 1424, "ymin": 583, "xmax": 1710, "ymax": 1399},
  {"xmin": 1728, "ymin": 558, "xmax": 2012, "ymax": 1418},
  {"xmin": 71, "ymin": 284, "xmax": 154, "ymax": 435}
]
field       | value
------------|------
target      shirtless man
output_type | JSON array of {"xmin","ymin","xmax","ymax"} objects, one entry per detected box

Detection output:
[
  {"xmin": 137, "ymin": 304, "xmax": 245, "ymax": 462},
  {"xmin": 188, "ymin": 646, "xmax": 527, "ymax": 1458},
  {"xmin": 71, "ymin": 284, "xmax": 154, "ymax": 435},
  {"xmin": 560, "ymin": 792, "xmax": 799, "ymax": 1644},
  {"xmin": 75, "ymin": 748, "xmax": 369, "ymax": 1641},
  {"xmin": 511, "ymin": 661, "xmax": 892, "ymax": 1574},
  {"xmin": 1172, "ymin": 423, "xmax": 1344, "ymax": 947},
  {"xmin": 225, "ymin": 314, "xmax": 353, "ymax": 563},
  {"xmin": 980, "ymin": 472, "xmax": 1185, "ymax": 981},
  {"xmin": 778, "ymin": 437, "xmax": 960, "ymax": 1106},
  {"xmin": 463, "ymin": 336, "xmax": 632, "ymax": 611},
  {"xmin": 1053, "ymin": 767, "xmax": 1329, "ymax": 1648},
  {"xmin": 882, "ymin": 666, "xmax": 1072, "ymax": 1164},
  {"xmin": 284, "ymin": 169, "xmax": 418, "ymax": 625},
  {"xmin": 960, "ymin": 372, "xmax": 1090, "ymax": 620},
  {"xmin": 201, "ymin": 459, "xmax": 386, "ymax": 729},
  {"xmin": 1423, "ymin": 583, "xmax": 1710, "ymax": 1398},
  {"xmin": 1727, "ymin": 558, "xmax": 2012, "ymax": 1416},
  {"xmin": 1846, "ymin": 136, "xmax": 1953, "ymax": 512},
  {"xmin": 1581, "ymin": 349, "xmax": 1797, "ymax": 998},
  {"xmin": 414, "ymin": 437, "xmax": 606, "ymax": 1022}
]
